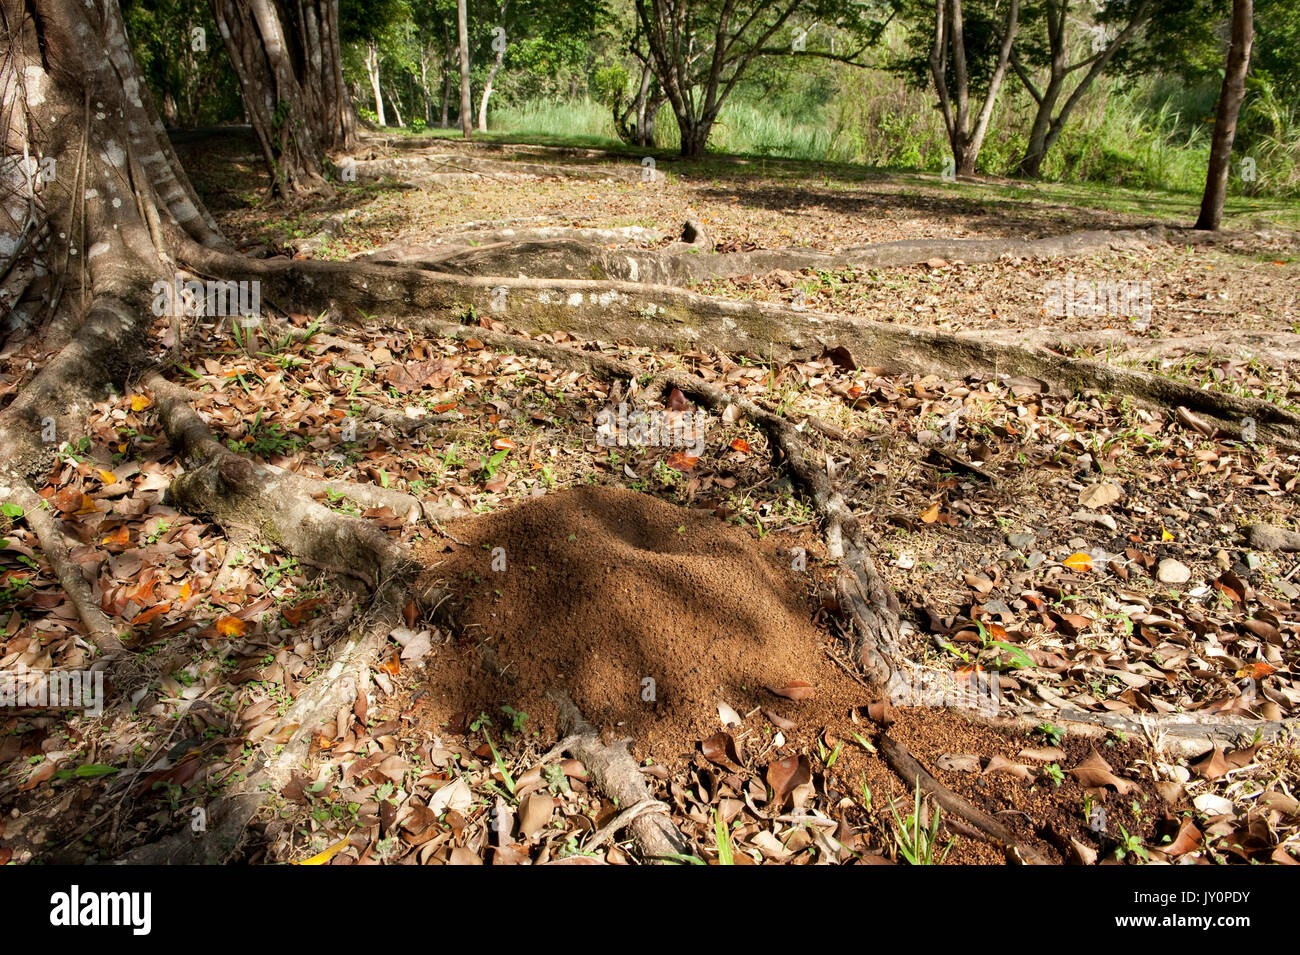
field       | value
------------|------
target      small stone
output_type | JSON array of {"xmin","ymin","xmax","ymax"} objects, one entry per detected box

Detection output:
[
  {"xmin": 1072, "ymin": 510, "xmax": 1118, "ymax": 532},
  {"xmin": 1007, "ymin": 532, "xmax": 1035, "ymax": 550},
  {"xmin": 1157, "ymin": 558, "xmax": 1191, "ymax": 584},
  {"xmin": 1244, "ymin": 523, "xmax": 1300, "ymax": 553}
]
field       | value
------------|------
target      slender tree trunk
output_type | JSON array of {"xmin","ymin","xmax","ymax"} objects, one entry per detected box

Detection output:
[
  {"xmin": 364, "ymin": 44, "xmax": 386, "ymax": 127},
  {"xmin": 930, "ymin": 0, "xmax": 1019, "ymax": 178},
  {"xmin": 1014, "ymin": 0, "xmax": 1151, "ymax": 177},
  {"xmin": 420, "ymin": 52, "xmax": 433, "ymax": 125},
  {"xmin": 457, "ymin": 0, "xmax": 473, "ymax": 139},
  {"xmin": 477, "ymin": 0, "xmax": 508, "ymax": 132},
  {"xmin": 1196, "ymin": 0, "xmax": 1254, "ymax": 231}
]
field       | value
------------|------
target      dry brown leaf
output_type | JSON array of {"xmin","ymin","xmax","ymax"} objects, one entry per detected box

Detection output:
[{"xmin": 1069, "ymin": 750, "xmax": 1137, "ymax": 794}]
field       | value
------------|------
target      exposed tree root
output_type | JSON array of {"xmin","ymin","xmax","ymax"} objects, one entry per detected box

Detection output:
[
  {"xmin": 878, "ymin": 733, "xmax": 1051, "ymax": 865},
  {"xmin": 0, "ymin": 466, "xmax": 125, "ymax": 651},
  {"xmin": 362, "ymin": 225, "xmax": 1176, "ymax": 286},
  {"xmin": 1039, "ymin": 328, "xmax": 1300, "ymax": 367},
  {"xmin": 117, "ymin": 595, "xmax": 400, "ymax": 864},
  {"xmin": 962, "ymin": 707, "xmax": 1300, "ymax": 760},
  {"xmin": 185, "ymin": 248, "xmax": 1300, "ymax": 449},
  {"xmin": 349, "ymin": 152, "xmax": 641, "ymax": 185},
  {"xmin": 361, "ymin": 224, "xmax": 665, "ymax": 260},
  {"xmin": 144, "ymin": 372, "xmax": 416, "ymax": 590},
  {"xmin": 547, "ymin": 689, "xmax": 694, "ymax": 863}
]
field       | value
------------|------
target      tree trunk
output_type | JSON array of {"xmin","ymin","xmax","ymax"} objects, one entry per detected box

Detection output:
[
  {"xmin": 1014, "ymin": 0, "xmax": 1151, "ymax": 178},
  {"xmin": 677, "ymin": 114, "xmax": 713, "ymax": 158},
  {"xmin": 209, "ymin": 0, "xmax": 341, "ymax": 195},
  {"xmin": 0, "ymin": 0, "xmax": 224, "ymax": 466},
  {"xmin": 929, "ymin": 0, "xmax": 1018, "ymax": 179},
  {"xmin": 1196, "ymin": 0, "xmax": 1254, "ymax": 231},
  {"xmin": 299, "ymin": 0, "xmax": 357, "ymax": 152},
  {"xmin": 457, "ymin": 0, "xmax": 473, "ymax": 139},
  {"xmin": 477, "ymin": 0, "xmax": 508, "ymax": 132},
  {"xmin": 420, "ymin": 52, "xmax": 433, "ymax": 125},
  {"xmin": 364, "ymin": 43, "xmax": 387, "ymax": 127}
]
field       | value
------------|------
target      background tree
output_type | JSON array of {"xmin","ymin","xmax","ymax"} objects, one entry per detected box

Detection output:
[
  {"xmin": 927, "ymin": 0, "xmax": 1020, "ymax": 176},
  {"xmin": 634, "ymin": 0, "xmax": 881, "ymax": 158},
  {"xmin": 340, "ymin": 0, "xmax": 412, "ymax": 128},
  {"xmin": 1196, "ymin": 0, "xmax": 1253, "ymax": 229},
  {"xmin": 122, "ymin": 0, "xmax": 242, "ymax": 127},
  {"xmin": 458, "ymin": 0, "xmax": 473, "ymax": 136},
  {"xmin": 1010, "ymin": 0, "xmax": 1154, "ymax": 177}
]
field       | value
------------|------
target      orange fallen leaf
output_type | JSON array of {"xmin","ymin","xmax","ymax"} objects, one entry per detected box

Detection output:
[
  {"xmin": 1236, "ymin": 662, "xmax": 1276, "ymax": 681},
  {"xmin": 1063, "ymin": 552, "xmax": 1093, "ymax": 572},
  {"xmin": 281, "ymin": 598, "xmax": 324, "ymax": 626},
  {"xmin": 132, "ymin": 602, "xmax": 171, "ymax": 626},
  {"xmin": 215, "ymin": 615, "xmax": 247, "ymax": 637}
]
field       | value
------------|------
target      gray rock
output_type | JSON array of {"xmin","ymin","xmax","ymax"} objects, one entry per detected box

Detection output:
[
  {"xmin": 1156, "ymin": 558, "xmax": 1191, "ymax": 584},
  {"xmin": 1072, "ymin": 510, "xmax": 1118, "ymax": 533},
  {"xmin": 1007, "ymin": 532, "xmax": 1035, "ymax": 550},
  {"xmin": 1243, "ymin": 523, "xmax": 1300, "ymax": 553}
]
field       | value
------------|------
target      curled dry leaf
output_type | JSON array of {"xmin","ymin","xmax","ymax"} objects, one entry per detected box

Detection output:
[
  {"xmin": 1019, "ymin": 746, "xmax": 1066, "ymax": 762},
  {"xmin": 517, "ymin": 793, "xmax": 555, "ymax": 839},
  {"xmin": 717, "ymin": 701, "xmax": 742, "ymax": 727},
  {"xmin": 982, "ymin": 755, "xmax": 1033, "ymax": 780},
  {"xmin": 1189, "ymin": 744, "xmax": 1230, "ymax": 781},
  {"xmin": 1067, "ymin": 837, "xmax": 1098, "ymax": 866},
  {"xmin": 1164, "ymin": 819, "xmax": 1203, "ymax": 860},
  {"xmin": 767, "ymin": 680, "xmax": 814, "ymax": 701},
  {"xmin": 766, "ymin": 755, "xmax": 810, "ymax": 807},
  {"xmin": 1068, "ymin": 750, "xmax": 1137, "ymax": 795},
  {"xmin": 763, "ymin": 709, "xmax": 797, "ymax": 731},
  {"xmin": 701, "ymin": 732, "xmax": 746, "ymax": 772},
  {"xmin": 864, "ymin": 701, "xmax": 895, "ymax": 725}
]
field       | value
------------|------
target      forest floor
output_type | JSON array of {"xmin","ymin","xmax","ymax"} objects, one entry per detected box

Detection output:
[{"xmin": 0, "ymin": 130, "xmax": 1297, "ymax": 865}]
